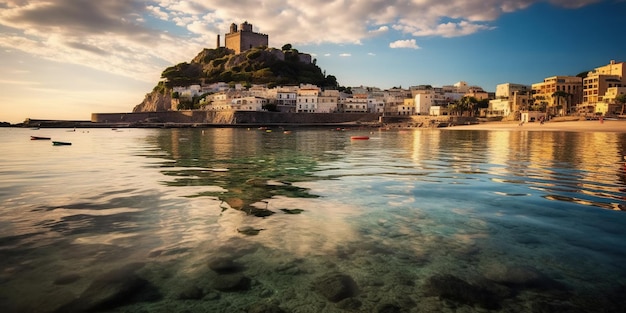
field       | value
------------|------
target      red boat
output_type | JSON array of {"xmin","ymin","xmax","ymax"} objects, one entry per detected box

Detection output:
[
  {"xmin": 30, "ymin": 136, "xmax": 51, "ymax": 140},
  {"xmin": 350, "ymin": 136, "xmax": 369, "ymax": 140}
]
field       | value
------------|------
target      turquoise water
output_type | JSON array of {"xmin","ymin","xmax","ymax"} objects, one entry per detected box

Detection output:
[{"xmin": 1, "ymin": 127, "xmax": 625, "ymax": 312}]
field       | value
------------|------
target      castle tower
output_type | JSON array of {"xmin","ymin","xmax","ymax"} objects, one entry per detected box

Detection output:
[
  {"xmin": 240, "ymin": 21, "xmax": 253, "ymax": 32},
  {"xmin": 216, "ymin": 34, "xmax": 220, "ymax": 49},
  {"xmin": 224, "ymin": 21, "xmax": 268, "ymax": 54}
]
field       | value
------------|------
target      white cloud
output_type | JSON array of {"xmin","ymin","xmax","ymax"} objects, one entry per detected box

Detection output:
[
  {"xmin": 389, "ymin": 39, "xmax": 420, "ymax": 49},
  {"xmin": 0, "ymin": 0, "xmax": 603, "ymax": 83},
  {"xmin": 369, "ymin": 25, "xmax": 389, "ymax": 35},
  {"xmin": 368, "ymin": 52, "xmax": 376, "ymax": 56},
  {"xmin": 339, "ymin": 53, "xmax": 351, "ymax": 57},
  {"xmin": 396, "ymin": 21, "xmax": 495, "ymax": 38},
  {"xmin": 324, "ymin": 53, "xmax": 331, "ymax": 57}
]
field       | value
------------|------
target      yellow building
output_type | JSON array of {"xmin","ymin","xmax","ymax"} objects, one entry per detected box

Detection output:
[
  {"xmin": 594, "ymin": 86, "xmax": 626, "ymax": 115},
  {"xmin": 531, "ymin": 76, "xmax": 582, "ymax": 116},
  {"xmin": 583, "ymin": 60, "xmax": 625, "ymax": 108}
]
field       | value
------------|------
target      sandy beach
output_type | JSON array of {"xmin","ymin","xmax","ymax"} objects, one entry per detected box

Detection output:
[{"xmin": 445, "ymin": 119, "xmax": 626, "ymax": 132}]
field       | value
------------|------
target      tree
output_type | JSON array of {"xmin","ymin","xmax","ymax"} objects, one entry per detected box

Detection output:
[
  {"xmin": 324, "ymin": 75, "xmax": 338, "ymax": 89},
  {"xmin": 457, "ymin": 96, "xmax": 478, "ymax": 116},
  {"xmin": 576, "ymin": 71, "xmax": 589, "ymax": 78},
  {"xmin": 281, "ymin": 43, "xmax": 292, "ymax": 51},
  {"xmin": 616, "ymin": 94, "xmax": 626, "ymax": 115},
  {"xmin": 551, "ymin": 91, "xmax": 570, "ymax": 116}
]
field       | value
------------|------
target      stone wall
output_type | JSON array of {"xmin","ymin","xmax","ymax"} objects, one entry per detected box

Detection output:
[{"xmin": 91, "ymin": 111, "xmax": 381, "ymax": 125}]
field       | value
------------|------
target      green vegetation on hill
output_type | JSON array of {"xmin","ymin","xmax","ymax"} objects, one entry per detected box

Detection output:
[{"xmin": 157, "ymin": 45, "xmax": 339, "ymax": 90}]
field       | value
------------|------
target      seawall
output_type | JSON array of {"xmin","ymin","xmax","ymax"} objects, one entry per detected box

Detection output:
[{"xmin": 91, "ymin": 111, "xmax": 382, "ymax": 126}]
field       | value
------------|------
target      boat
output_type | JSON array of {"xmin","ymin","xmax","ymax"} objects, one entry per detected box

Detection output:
[
  {"xmin": 30, "ymin": 136, "xmax": 51, "ymax": 140},
  {"xmin": 52, "ymin": 141, "xmax": 72, "ymax": 146},
  {"xmin": 350, "ymin": 136, "xmax": 369, "ymax": 140}
]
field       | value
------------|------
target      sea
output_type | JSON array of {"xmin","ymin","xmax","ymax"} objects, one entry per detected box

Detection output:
[{"xmin": 1, "ymin": 126, "xmax": 625, "ymax": 312}]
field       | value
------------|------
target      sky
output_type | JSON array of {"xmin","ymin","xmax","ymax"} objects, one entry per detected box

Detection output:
[{"xmin": 1, "ymin": 0, "xmax": 625, "ymax": 123}]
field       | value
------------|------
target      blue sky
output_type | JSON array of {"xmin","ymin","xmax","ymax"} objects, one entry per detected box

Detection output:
[{"xmin": 1, "ymin": 0, "xmax": 625, "ymax": 123}]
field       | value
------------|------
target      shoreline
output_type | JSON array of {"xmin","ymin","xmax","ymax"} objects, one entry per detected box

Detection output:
[{"xmin": 444, "ymin": 120, "xmax": 626, "ymax": 133}]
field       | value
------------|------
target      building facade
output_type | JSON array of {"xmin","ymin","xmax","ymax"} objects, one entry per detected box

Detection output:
[
  {"xmin": 583, "ymin": 60, "xmax": 625, "ymax": 108},
  {"xmin": 488, "ymin": 83, "xmax": 531, "ymax": 118},
  {"xmin": 532, "ymin": 76, "xmax": 582, "ymax": 115}
]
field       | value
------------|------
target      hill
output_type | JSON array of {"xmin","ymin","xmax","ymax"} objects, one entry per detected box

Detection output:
[{"xmin": 133, "ymin": 46, "xmax": 339, "ymax": 112}]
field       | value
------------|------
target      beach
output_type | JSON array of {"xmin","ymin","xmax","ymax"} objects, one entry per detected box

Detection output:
[{"xmin": 446, "ymin": 119, "xmax": 626, "ymax": 132}]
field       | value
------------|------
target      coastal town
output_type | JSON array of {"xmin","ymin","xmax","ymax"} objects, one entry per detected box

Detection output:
[
  {"xmin": 145, "ymin": 22, "xmax": 625, "ymax": 124},
  {"xmin": 12, "ymin": 21, "xmax": 626, "ymax": 128}
]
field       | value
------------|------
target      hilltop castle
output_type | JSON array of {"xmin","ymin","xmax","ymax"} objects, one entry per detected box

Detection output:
[{"xmin": 217, "ymin": 21, "xmax": 268, "ymax": 54}]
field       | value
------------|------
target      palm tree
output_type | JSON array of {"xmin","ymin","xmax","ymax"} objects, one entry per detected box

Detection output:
[
  {"xmin": 552, "ymin": 91, "xmax": 570, "ymax": 116},
  {"xmin": 616, "ymin": 94, "xmax": 626, "ymax": 115},
  {"xmin": 456, "ymin": 96, "xmax": 478, "ymax": 117}
]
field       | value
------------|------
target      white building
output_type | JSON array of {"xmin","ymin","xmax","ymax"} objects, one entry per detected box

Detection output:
[
  {"xmin": 173, "ymin": 84, "xmax": 203, "ymax": 99},
  {"xmin": 414, "ymin": 90, "xmax": 434, "ymax": 115},
  {"xmin": 488, "ymin": 83, "xmax": 531, "ymax": 117},
  {"xmin": 342, "ymin": 94, "xmax": 370, "ymax": 113},
  {"xmin": 317, "ymin": 90, "xmax": 339, "ymax": 113},
  {"xmin": 231, "ymin": 96, "xmax": 266, "ymax": 111},
  {"xmin": 276, "ymin": 86, "xmax": 298, "ymax": 112},
  {"xmin": 297, "ymin": 86, "xmax": 320, "ymax": 113}
]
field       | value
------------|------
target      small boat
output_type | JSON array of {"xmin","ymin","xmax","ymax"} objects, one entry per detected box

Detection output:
[
  {"xmin": 52, "ymin": 141, "xmax": 72, "ymax": 146},
  {"xmin": 30, "ymin": 136, "xmax": 51, "ymax": 140},
  {"xmin": 350, "ymin": 136, "xmax": 370, "ymax": 140}
]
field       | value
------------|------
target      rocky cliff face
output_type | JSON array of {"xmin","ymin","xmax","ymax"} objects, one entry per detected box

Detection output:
[{"xmin": 133, "ymin": 91, "xmax": 172, "ymax": 112}]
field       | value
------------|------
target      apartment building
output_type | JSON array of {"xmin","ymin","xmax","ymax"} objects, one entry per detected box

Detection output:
[
  {"xmin": 583, "ymin": 60, "xmax": 625, "ymax": 107},
  {"xmin": 342, "ymin": 94, "xmax": 371, "ymax": 113},
  {"xmin": 317, "ymin": 90, "xmax": 339, "ymax": 113},
  {"xmin": 231, "ymin": 96, "xmax": 266, "ymax": 111},
  {"xmin": 276, "ymin": 86, "xmax": 298, "ymax": 112},
  {"xmin": 532, "ymin": 76, "xmax": 582, "ymax": 115},
  {"xmin": 296, "ymin": 85, "xmax": 320, "ymax": 113},
  {"xmin": 488, "ymin": 83, "xmax": 531, "ymax": 118}
]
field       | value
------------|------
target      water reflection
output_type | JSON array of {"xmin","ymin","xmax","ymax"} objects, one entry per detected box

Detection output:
[
  {"xmin": 2, "ymin": 127, "xmax": 626, "ymax": 312},
  {"xmin": 146, "ymin": 128, "xmax": 348, "ymax": 216}
]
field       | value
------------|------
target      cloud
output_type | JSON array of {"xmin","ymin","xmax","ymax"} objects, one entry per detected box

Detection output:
[
  {"xmin": 339, "ymin": 53, "xmax": 351, "ymax": 57},
  {"xmin": 368, "ymin": 52, "xmax": 376, "ymax": 56},
  {"xmin": 389, "ymin": 39, "xmax": 420, "ymax": 49},
  {"xmin": 369, "ymin": 25, "xmax": 389, "ymax": 35},
  {"xmin": 0, "ymin": 0, "xmax": 603, "ymax": 83},
  {"xmin": 394, "ymin": 21, "xmax": 495, "ymax": 38}
]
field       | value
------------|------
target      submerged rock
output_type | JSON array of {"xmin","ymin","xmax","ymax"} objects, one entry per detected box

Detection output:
[
  {"xmin": 280, "ymin": 208, "xmax": 304, "ymax": 214},
  {"xmin": 55, "ymin": 262, "xmax": 161, "ymax": 312},
  {"xmin": 208, "ymin": 256, "xmax": 246, "ymax": 274},
  {"xmin": 423, "ymin": 274, "xmax": 499, "ymax": 309},
  {"xmin": 483, "ymin": 264, "xmax": 568, "ymax": 294},
  {"xmin": 312, "ymin": 272, "xmax": 359, "ymax": 302},
  {"xmin": 247, "ymin": 301, "xmax": 287, "ymax": 313},
  {"xmin": 237, "ymin": 226, "xmax": 265, "ymax": 235},
  {"xmin": 178, "ymin": 285, "xmax": 204, "ymax": 300},
  {"xmin": 248, "ymin": 208, "xmax": 275, "ymax": 218},
  {"xmin": 212, "ymin": 273, "xmax": 252, "ymax": 292},
  {"xmin": 53, "ymin": 273, "xmax": 81, "ymax": 285}
]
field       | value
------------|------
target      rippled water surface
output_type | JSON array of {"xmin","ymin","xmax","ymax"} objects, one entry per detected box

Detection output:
[{"xmin": 1, "ymin": 127, "xmax": 626, "ymax": 312}]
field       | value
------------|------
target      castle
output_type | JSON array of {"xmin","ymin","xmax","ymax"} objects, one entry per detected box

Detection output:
[{"xmin": 218, "ymin": 21, "xmax": 268, "ymax": 54}]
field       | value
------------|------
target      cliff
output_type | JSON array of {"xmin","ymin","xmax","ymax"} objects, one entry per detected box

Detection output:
[{"xmin": 133, "ymin": 90, "xmax": 172, "ymax": 112}]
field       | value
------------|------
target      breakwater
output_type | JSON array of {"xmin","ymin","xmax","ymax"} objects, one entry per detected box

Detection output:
[
  {"xmin": 91, "ymin": 111, "xmax": 382, "ymax": 127},
  {"xmin": 22, "ymin": 111, "xmax": 474, "ymax": 128}
]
